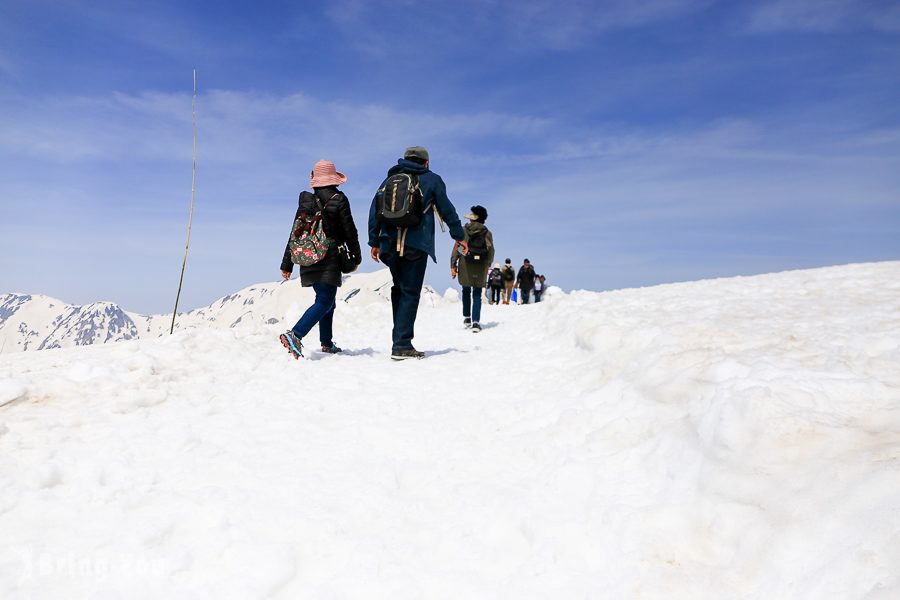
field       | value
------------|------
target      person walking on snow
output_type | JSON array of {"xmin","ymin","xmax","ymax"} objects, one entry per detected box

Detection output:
[
  {"xmin": 368, "ymin": 146, "xmax": 466, "ymax": 359},
  {"xmin": 500, "ymin": 258, "xmax": 516, "ymax": 304},
  {"xmin": 516, "ymin": 258, "xmax": 536, "ymax": 304},
  {"xmin": 487, "ymin": 263, "xmax": 503, "ymax": 305},
  {"xmin": 533, "ymin": 273, "xmax": 544, "ymax": 303},
  {"xmin": 450, "ymin": 205, "xmax": 494, "ymax": 333},
  {"xmin": 279, "ymin": 160, "xmax": 362, "ymax": 359}
]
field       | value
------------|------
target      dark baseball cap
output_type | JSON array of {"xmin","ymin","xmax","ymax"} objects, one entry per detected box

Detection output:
[{"xmin": 404, "ymin": 146, "xmax": 429, "ymax": 161}]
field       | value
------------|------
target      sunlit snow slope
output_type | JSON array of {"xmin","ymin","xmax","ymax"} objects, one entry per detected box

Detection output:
[{"xmin": 1, "ymin": 262, "xmax": 898, "ymax": 599}]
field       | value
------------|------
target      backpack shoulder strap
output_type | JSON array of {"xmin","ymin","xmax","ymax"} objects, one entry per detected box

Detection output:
[{"xmin": 312, "ymin": 189, "xmax": 341, "ymax": 212}]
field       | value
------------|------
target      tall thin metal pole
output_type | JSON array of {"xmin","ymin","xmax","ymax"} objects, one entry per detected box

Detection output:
[{"xmin": 171, "ymin": 68, "xmax": 198, "ymax": 334}]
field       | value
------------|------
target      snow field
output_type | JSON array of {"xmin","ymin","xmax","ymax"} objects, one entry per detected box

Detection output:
[{"xmin": 1, "ymin": 262, "xmax": 899, "ymax": 598}]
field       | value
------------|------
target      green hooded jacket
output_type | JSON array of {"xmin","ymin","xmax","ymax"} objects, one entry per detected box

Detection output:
[{"xmin": 450, "ymin": 222, "xmax": 494, "ymax": 288}]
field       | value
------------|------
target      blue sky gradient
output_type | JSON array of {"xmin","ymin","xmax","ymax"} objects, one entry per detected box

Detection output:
[{"xmin": 1, "ymin": 0, "xmax": 898, "ymax": 313}]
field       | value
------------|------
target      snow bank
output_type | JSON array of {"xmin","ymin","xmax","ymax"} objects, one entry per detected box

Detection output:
[{"xmin": 0, "ymin": 262, "xmax": 898, "ymax": 598}]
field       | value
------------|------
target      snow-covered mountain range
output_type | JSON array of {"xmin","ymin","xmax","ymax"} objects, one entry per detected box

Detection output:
[{"xmin": 0, "ymin": 270, "xmax": 449, "ymax": 354}]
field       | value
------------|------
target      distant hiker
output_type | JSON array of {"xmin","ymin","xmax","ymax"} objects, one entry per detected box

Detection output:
[
  {"xmin": 488, "ymin": 263, "xmax": 503, "ymax": 305},
  {"xmin": 534, "ymin": 274, "xmax": 546, "ymax": 303},
  {"xmin": 533, "ymin": 273, "xmax": 544, "ymax": 303},
  {"xmin": 516, "ymin": 258, "xmax": 536, "ymax": 304},
  {"xmin": 500, "ymin": 258, "xmax": 516, "ymax": 304},
  {"xmin": 451, "ymin": 206, "xmax": 494, "ymax": 332},
  {"xmin": 369, "ymin": 146, "xmax": 466, "ymax": 359},
  {"xmin": 279, "ymin": 159, "xmax": 362, "ymax": 359}
]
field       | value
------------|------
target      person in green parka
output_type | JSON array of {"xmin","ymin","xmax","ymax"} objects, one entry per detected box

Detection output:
[{"xmin": 450, "ymin": 205, "xmax": 494, "ymax": 332}]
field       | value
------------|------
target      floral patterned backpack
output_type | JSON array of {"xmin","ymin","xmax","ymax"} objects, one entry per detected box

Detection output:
[{"xmin": 288, "ymin": 193, "xmax": 333, "ymax": 266}]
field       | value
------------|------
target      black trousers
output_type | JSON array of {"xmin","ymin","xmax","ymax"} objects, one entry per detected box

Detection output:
[{"xmin": 381, "ymin": 247, "xmax": 429, "ymax": 350}]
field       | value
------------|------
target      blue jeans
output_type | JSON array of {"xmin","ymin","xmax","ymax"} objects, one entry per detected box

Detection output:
[
  {"xmin": 461, "ymin": 286, "xmax": 482, "ymax": 323},
  {"xmin": 291, "ymin": 282, "xmax": 337, "ymax": 346},
  {"xmin": 534, "ymin": 289, "xmax": 542, "ymax": 303},
  {"xmin": 380, "ymin": 247, "xmax": 428, "ymax": 350},
  {"xmin": 520, "ymin": 287, "xmax": 532, "ymax": 304}
]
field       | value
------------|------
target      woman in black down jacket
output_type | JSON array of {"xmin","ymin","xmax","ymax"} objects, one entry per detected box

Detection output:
[{"xmin": 279, "ymin": 159, "xmax": 362, "ymax": 359}]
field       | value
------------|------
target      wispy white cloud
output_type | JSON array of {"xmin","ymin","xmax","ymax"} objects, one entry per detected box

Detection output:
[
  {"xmin": 0, "ymin": 89, "xmax": 553, "ymax": 170},
  {"xmin": 746, "ymin": 0, "xmax": 900, "ymax": 33},
  {"xmin": 0, "ymin": 93, "xmax": 190, "ymax": 162},
  {"xmin": 2, "ymin": 87, "xmax": 896, "ymax": 213},
  {"xmin": 495, "ymin": 0, "xmax": 714, "ymax": 47},
  {"xmin": 324, "ymin": 0, "xmax": 713, "ymax": 53}
]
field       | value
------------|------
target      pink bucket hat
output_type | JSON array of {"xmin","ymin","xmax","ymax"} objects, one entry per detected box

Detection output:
[{"xmin": 310, "ymin": 159, "xmax": 347, "ymax": 188}]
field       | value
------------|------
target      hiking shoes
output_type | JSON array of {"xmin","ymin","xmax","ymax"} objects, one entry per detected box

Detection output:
[
  {"xmin": 391, "ymin": 347, "xmax": 426, "ymax": 360},
  {"xmin": 279, "ymin": 331, "xmax": 304, "ymax": 359},
  {"xmin": 321, "ymin": 343, "xmax": 342, "ymax": 354},
  {"xmin": 463, "ymin": 317, "xmax": 472, "ymax": 329},
  {"xmin": 472, "ymin": 322, "xmax": 482, "ymax": 333}
]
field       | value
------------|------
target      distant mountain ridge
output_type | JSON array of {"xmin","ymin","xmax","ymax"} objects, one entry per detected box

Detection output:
[
  {"xmin": 0, "ymin": 269, "xmax": 448, "ymax": 355},
  {"xmin": 0, "ymin": 295, "xmax": 140, "ymax": 353}
]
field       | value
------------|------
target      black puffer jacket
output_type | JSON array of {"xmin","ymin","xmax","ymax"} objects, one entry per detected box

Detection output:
[
  {"xmin": 516, "ymin": 264, "xmax": 536, "ymax": 290},
  {"xmin": 280, "ymin": 186, "xmax": 362, "ymax": 287}
]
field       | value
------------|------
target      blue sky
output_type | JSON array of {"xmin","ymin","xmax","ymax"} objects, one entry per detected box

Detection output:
[{"xmin": 1, "ymin": 0, "xmax": 898, "ymax": 314}]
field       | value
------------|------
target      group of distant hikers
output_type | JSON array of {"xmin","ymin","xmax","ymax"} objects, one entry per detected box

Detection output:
[
  {"xmin": 486, "ymin": 259, "xmax": 547, "ymax": 306},
  {"xmin": 278, "ymin": 146, "xmax": 545, "ymax": 361}
]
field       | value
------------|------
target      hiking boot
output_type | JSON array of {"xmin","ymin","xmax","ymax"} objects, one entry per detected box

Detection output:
[
  {"xmin": 463, "ymin": 317, "xmax": 472, "ymax": 329},
  {"xmin": 279, "ymin": 331, "xmax": 304, "ymax": 359},
  {"xmin": 472, "ymin": 322, "xmax": 482, "ymax": 333},
  {"xmin": 321, "ymin": 343, "xmax": 342, "ymax": 354},
  {"xmin": 391, "ymin": 347, "xmax": 426, "ymax": 360}
]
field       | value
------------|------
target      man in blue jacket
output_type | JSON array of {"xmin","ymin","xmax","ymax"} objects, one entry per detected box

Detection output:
[{"xmin": 369, "ymin": 146, "xmax": 467, "ymax": 359}]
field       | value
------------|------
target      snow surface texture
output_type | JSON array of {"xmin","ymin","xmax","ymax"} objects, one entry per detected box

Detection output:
[
  {"xmin": 1, "ymin": 262, "xmax": 899, "ymax": 599},
  {"xmin": 0, "ymin": 271, "xmax": 447, "ymax": 355}
]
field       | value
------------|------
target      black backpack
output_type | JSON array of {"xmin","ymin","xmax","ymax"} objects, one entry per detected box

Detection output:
[
  {"xmin": 376, "ymin": 173, "xmax": 423, "ymax": 228},
  {"xmin": 489, "ymin": 269, "xmax": 503, "ymax": 287},
  {"xmin": 502, "ymin": 266, "xmax": 515, "ymax": 281},
  {"xmin": 465, "ymin": 228, "xmax": 489, "ymax": 264}
]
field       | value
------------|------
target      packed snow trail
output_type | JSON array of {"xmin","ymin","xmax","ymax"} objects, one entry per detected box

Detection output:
[{"xmin": 1, "ymin": 262, "xmax": 899, "ymax": 599}]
